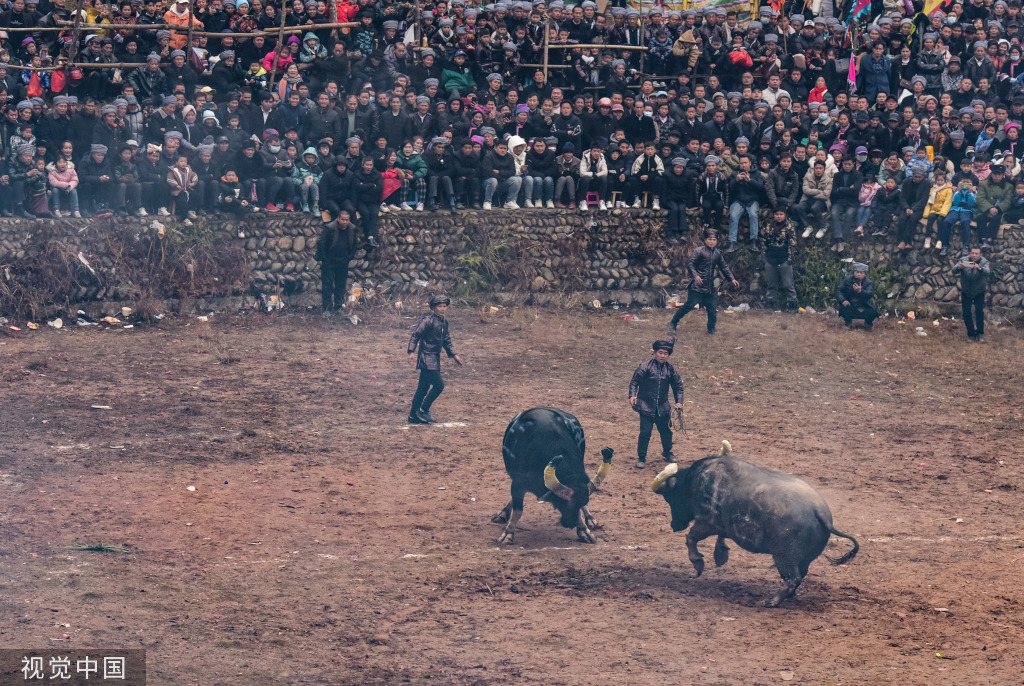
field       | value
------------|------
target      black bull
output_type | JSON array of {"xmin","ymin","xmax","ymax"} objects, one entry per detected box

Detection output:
[
  {"xmin": 652, "ymin": 441, "xmax": 859, "ymax": 607},
  {"xmin": 492, "ymin": 407, "xmax": 614, "ymax": 545}
]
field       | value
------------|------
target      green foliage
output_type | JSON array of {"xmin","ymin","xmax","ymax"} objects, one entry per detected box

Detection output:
[
  {"xmin": 792, "ymin": 245, "xmax": 845, "ymax": 310},
  {"xmin": 454, "ymin": 238, "xmax": 508, "ymax": 298}
]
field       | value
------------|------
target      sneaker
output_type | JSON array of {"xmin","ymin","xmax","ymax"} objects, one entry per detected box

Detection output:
[
  {"xmin": 814, "ymin": 227, "xmax": 826, "ymax": 239},
  {"xmin": 187, "ymin": 210, "xmax": 198, "ymax": 219},
  {"xmin": 157, "ymin": 207, "xmax": 170, "ymax": 216},
  {"xmin": 940, "ymin": 246, "xmax": 949, "ymax": 256},
  {"xmin": 301, "ymin": 203, "xmax": 310, "ymax": 213},
  {"xmin": 599, "ymin": 200, "xmax": 607, "ymax": 210},
  {"xmin": 183, "ymin": 218, "xmax": 193, "ymax": 226},
  {"xmin": 503, "ymin": 201, "xmax": 520, "ymax": 209},
  {"xmin": 855, "ymin": 225, "xmax": 864, "ymax": 235},
  {"xmin": 652, "ymin": 198, "xmax": 661, "ymax": 210},
  {"xmin": 635, "ymin": 458, "xmax": 646, "ymax": 469},
  {"xmin": 137, "ymin": 207, "xmax": 148, "ymax": 217},
  {"xmin": 579, "ymin": 200, "xmax": 588, "ymax": 211},
  {"xmin": 483, "ymin": 201, "xmax": 492, "ymax": 210},
  {"xmin": 663, "ymin": 451, "xmax": 676, "ymax": 463},
  {"xmin": 380, "ymin": 203, "xmax": 390, "ymax": 213},
  {"xmin": 525, "ymin": 199, "xmax": 534, "ymax": 208},
  {"xmin": 265, "ymin": 203, "xmax": 280, "ymax": 212},
  {"xmin": 872, "ymin": 229, "xmax": 887, "ymax": 236},
  {"xmin": 923, "ymin": 237, "xmax": 932, "ymax": 249},
  {"xmin": 802, "ymin": 226, "xmax": 813, "ymax": 238},
  {"xmin": 400, "ymin": 202, "xmax": 412, "ymax": 211},
  {"xmin": 546, "ymin": 200, "xmax": 555, "ymax": 209},
  {"xmin": 417, "ymin": 409, "xmax": 437, "ymax": 423},
  {"xmin": 935, "ymin": 240, "xmax": 943, "ymax": 250},
  {"xmin": 555, "ymin": 202, "xmax": 566, "ymax": 208},
  {"xmin": 52, "ymin": 209, "xmax": 62, "ymax": 218},
  {"xmin": 631, "ymin": 198, "xmax": 641, "ymax": 208},
  {"xmin": 407, "ymin": 414, "xmax": 428, "ymax": 425},
  {"xmin": 836, "ymin": 242, "xmax": 846, "ymax": 252},
  {"xmin": 312, "ymin": 204, "xmax": 320, "ymax": 215},
  {"xmin": 567, "ymin": 202, "xmax": 575, "ymax": 209},
  {"xmin": 976, "ymin": 334, "xmax": 986, "ymax": 343},
  {"xmin": 415, "ymin": 202, "xmax": 425, "ymax": 212},
  {"xmin": 73, "ymin": 211, "xmax": 82, "ymax": 218},
  {"xmin": 367, "ymin": 235, "xmax": 379, "ymax": 248}
]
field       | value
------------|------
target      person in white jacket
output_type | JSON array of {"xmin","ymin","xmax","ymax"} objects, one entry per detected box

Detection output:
[
  {"xmin": 507, "ymin": 134, "xmax": 529, "ymax": 206},
  {"xmin": 578, "ymin": 145, "xmax": 609, "ymax": 210}
]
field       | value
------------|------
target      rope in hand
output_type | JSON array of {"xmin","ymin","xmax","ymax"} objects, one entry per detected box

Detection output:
[{"xmin": 673, "ymin": 404, "xmax": 687, "ymax": 438}]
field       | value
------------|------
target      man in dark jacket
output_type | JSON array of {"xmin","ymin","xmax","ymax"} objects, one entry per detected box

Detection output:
[
  {"xmin": 762, "ymin": 207, "xmax": 799, "ymax": 310},
  {"xmin": 953, "ymin": 247, "xmax": 991, "ymax": 342},
  {"xmin": 727, "ymin": 153, "xmax": 764, "ymax": 251},
  {"xmin": 353, "ymin": 156, "xmax": 383, "ymax": 247},
  {"xmin": 406, "ymin": 293, "xmax": 464, "ymax": 424},
  {"xmin": 836, "ymin": 262, "xmax": 878, "ymax": 329},
  {"xmin": 319, "ymin": 156, "xmax": 356, "ymax": 221},
  {"xmin": 765, "ymin": 152, "xmax": 802, "ymax": 226},
  {"xmin": 897, "ymin": 162, "xmax": 933, "ymax": 250},
  {"xmin": 481, "ymin": 139, "xmax": 520, "ymax": 209},
  {"xmin": 669, "ymin": 229, "xmax": 740, "ymax": 335},
  {"xmin": 628, "ymin": 339, "xmax": 684, "ymax": 469},
  {"xmin": 829, "ymin": 156, "xmax": 862, "ymax": 253},
  {"xmin": 423, "ymin": 137, "xmax": 456, "ymax": 211},
  {"xmin": 78, "ymin": 144, "xmax": 123, "ymax": 216},
  {"xmin": 452, "ymin": 139, "xmax": 481, "ymax": 208},
  {"xmin": 304, "ymin": 92, "xmax": 342, "ymax": 149},
  {"xmin": 316, "ymin": 212, "xmax": 356, "ymax": 314},
  {"xmin": 378, "ymin": 95, "xmax": 412, "ymax": 148},
  {"xmin": 663, "ymin": 157, "xmax": 691, "ymax": 241}
]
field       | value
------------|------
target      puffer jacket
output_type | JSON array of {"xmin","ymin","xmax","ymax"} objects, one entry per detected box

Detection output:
[
  {"xmin": 765, "ymin": 165, "xmax": 800, "ymax": 209},
  {"xmin": 407, "ymin": 313, "xmax": 457, "ymax": 371},
  {"xmin": 629, "ymin": 358, "xmax": 684, "ymax": 417},
  {"xmin": 977, "ymin": 177, "xmax": 1012, "ymax": 214},
  {"xmin": 802, "ymin": 168, "xmax": 832, "ymax": 208},
  {"xmin": 396, "ymin": 149, "xmax": 427, "ymax": 180},
  {"xmin": 953, "ymin": 255, "xmax": 991, "ymax": 296}
]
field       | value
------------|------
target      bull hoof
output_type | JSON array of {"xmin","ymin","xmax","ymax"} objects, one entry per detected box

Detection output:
[
  {"xmin": 764, "ymin": 596, "xmax": 782, "ymax": 608},
  {"xmin": 584, "ymin": 515, "xmax": 600, "ymax": 530},
  {"xmin": 714, "ymin": 542, "xmax": 730, "ymax": 567},
  {"xmin": 491, "ymin": 511, "xmax": 510, "ymax": 524},
  {"xmin": 691, "ymin": 556, "xmax": 705, "ymax": 577},
  {"xmin": 497, "ymin": 530, "xmax": 515, "ymax": 545},
  {"xmin": 577, "ymin": 528, "xmax": 596, "ymax": 543}
]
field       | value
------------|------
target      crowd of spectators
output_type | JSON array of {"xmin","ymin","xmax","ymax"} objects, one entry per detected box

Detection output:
[{"xmin": 0, "ymin": 0, "xmax": 1020, "ymax": 257}]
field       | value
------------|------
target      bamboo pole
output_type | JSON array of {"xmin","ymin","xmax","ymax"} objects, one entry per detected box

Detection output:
[
  {"xmin": 186, "ymin": 0, "xmax": 196, "ymax": 55},
  {"xmin": 0, "ymin": 20, "xmax": 359, "ymax": 34},
  {"xmin": 541, "ymin": 12, "xmax": 550, "ymax": 85},
  {"xmin": 267, "ymin": 2, "xmax": 289, "ymax": 94},
  {"xmin": 67, "ymin": 0, "xmax": 87, "ymax": 63}
]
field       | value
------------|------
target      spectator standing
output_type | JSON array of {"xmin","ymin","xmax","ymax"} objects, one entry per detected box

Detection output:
[
  {"xmin": 761, "ymin": 207, "xmax": 799, "ymax": 311},
  {"xmin": 316, "ymin": 212, "xmax": 356, "ymax": 315},
  {"xmin": 669, "ymin": 229, "xmax": 739, "ymax": 336},
  {"xmin": 953, "ymin": 246, "xmax": 991, "ymax": 342}
]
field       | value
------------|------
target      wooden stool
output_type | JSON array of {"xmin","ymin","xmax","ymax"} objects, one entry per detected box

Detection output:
[
  {"xmin": 609, "ymin": 191, "xmax": 621, "ymax": 207},
  {"xmin": 641, "ymin": 192, "xmax": 651, "ymax": 208}
]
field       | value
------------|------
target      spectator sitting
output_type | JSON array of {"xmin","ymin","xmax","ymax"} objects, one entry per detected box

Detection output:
[{"xmin": 836, "ymin": 262, "xmax": 878, "ymax": 331}]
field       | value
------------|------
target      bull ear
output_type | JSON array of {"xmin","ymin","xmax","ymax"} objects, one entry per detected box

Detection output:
[{"xmin": 543, "ymin": 458, "xmax": 575, "ymax": 501}]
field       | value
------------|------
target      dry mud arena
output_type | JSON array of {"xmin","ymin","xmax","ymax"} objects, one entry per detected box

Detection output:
[{"xmin": 1, "ymin": 306, "xmax": 1022, "ymax": 685}]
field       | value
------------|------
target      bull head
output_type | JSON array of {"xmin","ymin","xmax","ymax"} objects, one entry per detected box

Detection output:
[
  {"xmin": 588, "ymin": 447, "xmax": 614, "ymax": 494},
  {"xmin": 544, "ymin": 458, "xmax": 576, "ymax": 501},
  {"xmin": 651, "ymin": 463, "xmax": 679, "ymax": 493}
]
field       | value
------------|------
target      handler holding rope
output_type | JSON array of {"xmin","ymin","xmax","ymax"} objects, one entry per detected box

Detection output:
[{"xmin": 629, "ymin": 339, "xmax": 684, "ymax": 470}]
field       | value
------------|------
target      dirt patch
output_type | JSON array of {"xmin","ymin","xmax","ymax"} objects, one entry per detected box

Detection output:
[{"xmin": 0, "ymin": 307, "xmax": 1022, "ymax": 685}]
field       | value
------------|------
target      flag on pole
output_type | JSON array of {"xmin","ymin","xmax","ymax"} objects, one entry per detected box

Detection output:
[
  {"xmin": 848, "ymin": 51, "xmax": 858, "ymax": 94},
  {"xmin": 850, "ymin": 0, "xmax": 871, "ymax": 19},
  {"xmin": 923, "ymin": 0, "xmax": 946, "ymax": 14}
]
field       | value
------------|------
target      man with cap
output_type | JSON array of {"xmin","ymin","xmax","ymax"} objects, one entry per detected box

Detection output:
[
  {"xmin": 407, "ymin": 293, "xmax": 464, "ymax": 424},
  {"xmin": 835, "ymin": 262, "xmax": 878, "ymax": 330},
  {"xmin": 423, "ymin": 137, "xmax": 456, "ymax": 212},
  {"xmin": 146, "ymin": 95, "xmax": 182, "ymax": 144},
  {"xmin": 896, "ymin": 162, "xmax": 933, "ymax": 250},
  {"xmin": 629, "ymin": 338, "xmax": 684, "ymax": 469},
  {"xmin": 77, "ymin": 144, "xmax": 121, "ymax": 216},
  {"xmin": 975, "ymin": 163, "xmax": 1012, "ymax": 249},
  {"xmin": 129, "ymin": 53, "xmax": 170, "ymax": 102},
  {"xmin": 670, "ymin": 229, "xmax": 740, "ymax": 336}
]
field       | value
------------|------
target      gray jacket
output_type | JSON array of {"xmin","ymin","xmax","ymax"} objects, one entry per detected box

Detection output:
[{"xmin": 953, "ymin": 255, "xmax": 991, "ymax": 297}]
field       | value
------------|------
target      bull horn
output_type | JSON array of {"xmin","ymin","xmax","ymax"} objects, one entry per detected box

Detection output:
[
  {"xmin": 588, "ymin": 447, "xmax": 614, "ymax": 493},
  {"xmin": 719, "ymin": 440, "xmax": 732, "ymax": 456},
  {"xmin": 543, "ymin": 459, "xmax": 575, "ymax": 501},
  {"xmin": 651, "ymin": 463, "xmax": 679, "ymax": 493}
]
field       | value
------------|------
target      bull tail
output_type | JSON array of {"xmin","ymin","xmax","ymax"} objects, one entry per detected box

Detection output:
[{"xmin": 821, "ymin": 517, "xmax": 860, "ymax": 566}]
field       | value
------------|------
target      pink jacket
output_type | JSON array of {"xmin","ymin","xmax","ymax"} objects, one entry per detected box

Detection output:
[
  {"xmin": 48, "ymin": 166, "xmax": 78, "ymax": 190},
  {"xmin": 858, "ymin": 181, "xmax": 880, "ymax": 207}
]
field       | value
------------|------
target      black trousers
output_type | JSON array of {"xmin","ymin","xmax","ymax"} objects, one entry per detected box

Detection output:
[
  {"xmin": 701, "ymin": 194, "xmax": 724, "ymax": 229},
  {"xmin": 671, "ymin": 289, "xmax": 717, "ymax": 333},
  {"xmin": 638, "ymin": 413, "xmax": 672, "ymax": 459},
  {"xmin": 410, "ymin": 368, "xmax": 444, "ymax": 416},
  {"xmin": 839, "ymin": 303, "xmax": 879, "ymax": 325},
  {"xmin": 961, "ymin": 291, "xmax": 985, "ymax": 337},
  {"xmin": 320, "ymin": 259, "xmax": 349, "ymax": 312}
]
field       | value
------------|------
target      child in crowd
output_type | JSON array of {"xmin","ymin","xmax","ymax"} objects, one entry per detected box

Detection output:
[
  {"xmin": 855, "ymin": 171, "xmax": 881, "ymax": 235},
  {"xmin": 167, "ymin": 152, "xmax": 198, "ymax": 224},
  {"xmin": 292, "ymin": 147, "xmax": 324, "ymax": 214},
  {"xmin": 922, "ymin": 170, "xmax": 952, "ymax": 250},
  {"xmin": 870, "ymin": 176, "xmax": 902, "ymax": 237},
  {"xmin": 47, "ymin": 156, "xmax": 80, "ymax": 218},
  {"xmin": 941, "ymin": 178, "xmax": 978, "ymax": 257}
]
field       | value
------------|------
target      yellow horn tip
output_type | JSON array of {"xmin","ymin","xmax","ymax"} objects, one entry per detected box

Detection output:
[{"xmin": 720, "ymin": 440, "xmax": 732, "ymax": 456}]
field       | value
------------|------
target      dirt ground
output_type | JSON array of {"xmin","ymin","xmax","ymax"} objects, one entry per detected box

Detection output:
[{"xmin": 1, "ymin": 304, "xmax": 1022, "ymax": 685}]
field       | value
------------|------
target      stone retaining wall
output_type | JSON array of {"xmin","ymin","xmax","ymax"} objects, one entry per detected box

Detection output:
[{"xmin": 1, "ymin": 211, "xmax": 1023, "ymax": 311}]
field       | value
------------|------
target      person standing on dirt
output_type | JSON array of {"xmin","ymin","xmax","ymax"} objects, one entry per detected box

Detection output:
[
  {"xmin": 629, "ymin": 339, "xmax": 684, "ymax": 470},
  {"xmin": 407, "ymin": 294, "xmax": 464, "ymax": 424},
  {"xmin": 953, "ymin": 246, "xmax": 991, "ymax": 343},
  {"xmin": 669, "ymin": 229, "xmax": 740, "ymax": 336},
  {"xmin": 316, "ymin": 211, "xmax": 356, "ymax": 315}
]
